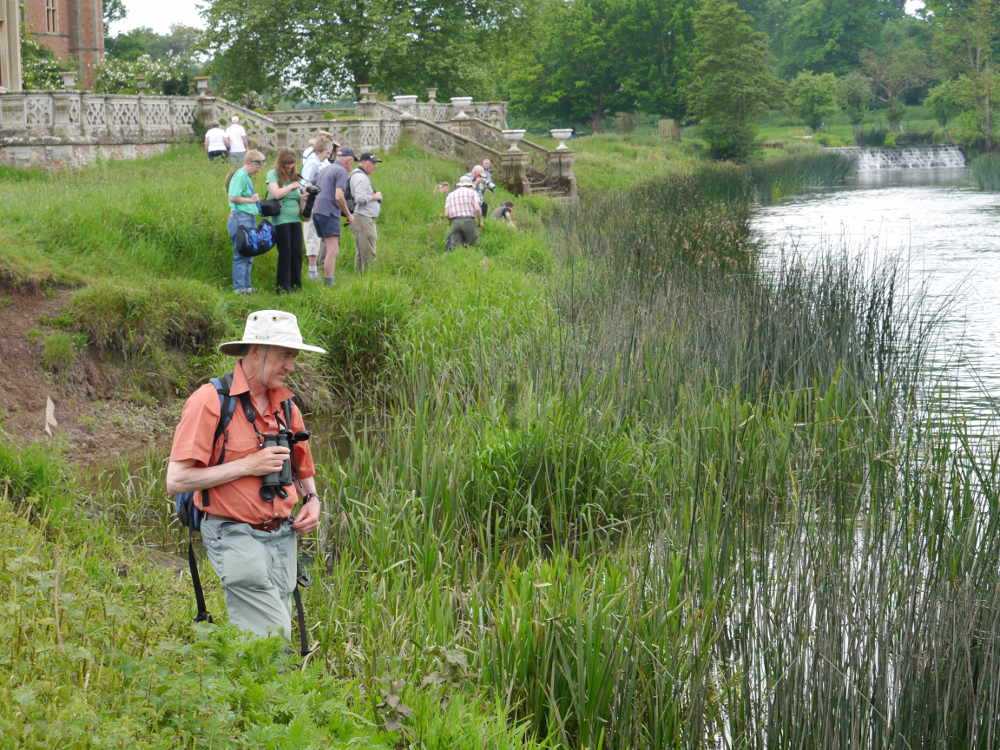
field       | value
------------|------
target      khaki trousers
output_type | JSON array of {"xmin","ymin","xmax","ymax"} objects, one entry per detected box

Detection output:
[{"xmin": 351, "ymin": 214, "xmax": 378, "ymax": 272}]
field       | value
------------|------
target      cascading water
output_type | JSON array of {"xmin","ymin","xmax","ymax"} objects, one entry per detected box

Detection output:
[{"xmin": 827, "ymin": 145, "xmax": 966, "ymax": 170}]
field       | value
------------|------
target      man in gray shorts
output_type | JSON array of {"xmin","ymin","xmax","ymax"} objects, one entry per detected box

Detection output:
[{"xmin": 312, "ymin": 147, "xmax": 355, "ymax": 286}]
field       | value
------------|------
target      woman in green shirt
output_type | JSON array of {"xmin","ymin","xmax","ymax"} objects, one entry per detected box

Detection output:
[
  {"xmin": 266, "ymin": 148, "xmax": 304, "ymax": 292},
  {"xmin": 227, "ymin": 150, "xmax": 265, "ymax": 294}
]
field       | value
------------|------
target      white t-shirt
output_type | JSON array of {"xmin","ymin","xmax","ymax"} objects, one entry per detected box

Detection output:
[
  {"xmin": 226, "ymin": 123, "xmax": 248, "ymax": 153},
  {"xmin": 205, "ymin": 126, "xmax": 228, "ymax": 151}
]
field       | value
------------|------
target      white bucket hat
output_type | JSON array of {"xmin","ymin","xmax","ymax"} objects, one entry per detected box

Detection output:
[{"xmin": 219, "ymin": 310, "xmax": 326, "ymax": 355}]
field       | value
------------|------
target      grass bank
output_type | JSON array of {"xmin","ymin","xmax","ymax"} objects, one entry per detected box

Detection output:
[{"xmin": 4, "ymin": 139, "xmax": 999, "ymax": 747}]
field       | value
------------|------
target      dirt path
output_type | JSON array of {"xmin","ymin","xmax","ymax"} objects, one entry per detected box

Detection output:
[{"xmin": 1, "ymin": 289, "xmax": 176, "ymax": 465}]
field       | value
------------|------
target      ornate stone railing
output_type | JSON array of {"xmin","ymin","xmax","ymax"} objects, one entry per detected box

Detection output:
[
  {"xmin": 0, "ymin": 91, "xmax": 200, "ymax": 142},
  {"xmin": 449, "ymin": 117, "xmax": 549, "ymax": 174},
  {"xmin": 358, "ymin": 98, "xmax": 507, "ymax": 129},
  {"xmin": 401, "ymin": 117, "xmax": 503, "ymax": 170},
  {"xmin": 268, "ymin": 107, "xmax": 355, "ymax": 123}
]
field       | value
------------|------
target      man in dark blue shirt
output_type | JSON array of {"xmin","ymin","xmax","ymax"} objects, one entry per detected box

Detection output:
[{"xmin": 312, "ymin": 147, "xmax": 355, "ymax": 286}]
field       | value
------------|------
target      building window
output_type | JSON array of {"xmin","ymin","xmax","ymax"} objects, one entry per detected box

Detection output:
[{"xmin": 45, "ymin": 0, "xmax": 57, "ymax": 33}]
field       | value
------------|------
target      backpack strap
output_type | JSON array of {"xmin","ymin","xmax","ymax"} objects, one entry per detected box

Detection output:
[
  {"xmin": 186, "ymin": 372, "xmax": 237, "ymax": 624},
  {"xmin": 201, "ymin": 372, "xmax": 238, "ymax": 508}
]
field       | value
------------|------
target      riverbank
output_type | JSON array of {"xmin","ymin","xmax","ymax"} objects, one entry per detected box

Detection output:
[{"xmin": 4, "ymin": 140, "xmax": 1000, "ymax": 747}]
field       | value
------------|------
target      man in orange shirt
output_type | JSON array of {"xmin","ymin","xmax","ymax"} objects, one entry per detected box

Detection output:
[{"xmin": 166, "ymin": 310, "xmax": 325, "ymax": 639}]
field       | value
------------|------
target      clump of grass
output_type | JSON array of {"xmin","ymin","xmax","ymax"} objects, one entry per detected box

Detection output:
[
  {"xmin": 62, "ymin": 277, "xmax": 226, "ymax": 357},
  {"xmin": 40, "ymin": 331, "xmax": 87, "ymax": 372}
]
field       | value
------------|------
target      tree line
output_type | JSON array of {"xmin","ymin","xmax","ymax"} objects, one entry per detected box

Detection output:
[{"xmin": 20, "ymin": 0, "xmax": 1000, "ymax": 159}]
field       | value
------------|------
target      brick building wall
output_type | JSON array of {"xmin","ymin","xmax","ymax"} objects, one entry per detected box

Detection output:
[{"xmin": 24, "ymin": 0, "xmax": 103, "ymax": 88}]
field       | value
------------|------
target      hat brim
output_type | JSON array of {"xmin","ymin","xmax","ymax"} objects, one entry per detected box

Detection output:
[{"xmin": 219, "ymin": 340, "xmax": 327, "ymax": 356}]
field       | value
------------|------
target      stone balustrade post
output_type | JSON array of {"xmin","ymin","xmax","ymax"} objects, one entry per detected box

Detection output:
[
  {"xmin": 500, "ymin": 148, "xmax": 529, "ymax": 196},
  {"xmin": 449, "ymin": 114, "xmax": 477, "ymax": 142},
  {"xmin": 51, "ymin": 91, "xmax": 82, "ymax": 138},
  {"xmin": 546, "ymin": 148, "xmax": 577, "ymax": 199}
]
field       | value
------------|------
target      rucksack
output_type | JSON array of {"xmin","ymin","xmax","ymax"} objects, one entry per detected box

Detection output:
[
  {"xmin": 236, "ymin": 219, "xmax": 276, "ymax": 257},
  {"xmin": 173, "ymin": 375, "xmax": 310, "ymax": 656},
  {"xmin": 345, "ymin": 167, "xmax": 365, "ymax": 213}
]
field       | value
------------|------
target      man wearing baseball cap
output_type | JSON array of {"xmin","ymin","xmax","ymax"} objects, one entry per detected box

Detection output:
[
  {"xmin": 349, "ymin": 152, "xmax": 383, "ymax": 273},
  {"xmin": 312, "ymin": 147, "xmax": 356, "ymax": 286},
  {"xmin": 166, "ymin": 310, "xmax": 325, "ymax": 639}
]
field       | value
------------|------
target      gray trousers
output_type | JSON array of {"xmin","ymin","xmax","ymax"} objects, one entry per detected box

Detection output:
[
  {"xmin": 446, "ymin": 217, "xmax": 478, "ymax": 251},
  {"xmin": 352, "ymin": 214, "xmax": 377, "ymax": 272},
  {"xmin": 201, "ymin": 515, "xmax": 297, "ymax": 639}
]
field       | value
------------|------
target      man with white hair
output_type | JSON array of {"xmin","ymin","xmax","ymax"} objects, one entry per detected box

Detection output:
[
  {"xmin": 226, "ymin": 115, "xmax": 249, "ymax": 164},
  {"xmin": 166, "ymin": 310, "xmax": 324, "ymax": 640}
]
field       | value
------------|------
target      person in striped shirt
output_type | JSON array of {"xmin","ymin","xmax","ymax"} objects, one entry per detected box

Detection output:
[{"xmin": 444, "ymin": 175, "xmax": 482, "ymax": 251}]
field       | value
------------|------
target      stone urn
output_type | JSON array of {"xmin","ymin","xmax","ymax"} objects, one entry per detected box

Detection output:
[
  {"xmin": 358, "ymin": 83, "xmax": 372, "ymax": 102},
  {"xmin": 59, "ymin": 71, "xmax": 77, "ymax": 89},
  {"xmin": 194, "ymin": 76, "xmax": 210, "ymax": 95},
  {"xmin": 550, "ymin": 128, "xmax": 573, "ymax": 150},
  {"xmin": 426, "ymin": 87, "xmax": 438, "ymax": 102},
  {"xmin": 135, "ymin": 75, "xmax": 147, "ymax": 92},
  {"xmin": 450, "ymin": 96, "xmax": 473, "ymax": 119},
  {"xmin": 502, "ymin": 129, "xmax": 527, "ymax": 151}
]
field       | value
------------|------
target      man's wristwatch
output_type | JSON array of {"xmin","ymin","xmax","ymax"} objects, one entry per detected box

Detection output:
[{"xmin": 302, "ymin": 492, "xmax": 320, "ymax": 504}]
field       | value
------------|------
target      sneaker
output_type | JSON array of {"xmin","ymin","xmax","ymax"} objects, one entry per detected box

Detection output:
[
  {"xmin": 308, "ymin": 268, "xmax": 319, "ymax": 279},
  {"xmin": 324, "ymin": 276, "xmax": 334, "ymax": 287}
]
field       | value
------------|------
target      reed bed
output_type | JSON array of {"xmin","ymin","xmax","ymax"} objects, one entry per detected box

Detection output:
[{"xmin": 970, "ymin": 153, "xmax": 1000, "ymax": 191}]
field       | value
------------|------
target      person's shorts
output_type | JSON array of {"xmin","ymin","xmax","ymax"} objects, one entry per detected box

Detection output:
[
  {"xmin": 208, "ymin": 150, "xmax": 226, "ymax": 160},
  {"xmin": 313, "ymin": 213, "xmax": 341, "ymax": 238}
]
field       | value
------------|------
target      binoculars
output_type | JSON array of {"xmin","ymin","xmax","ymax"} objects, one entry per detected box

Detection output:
[{"xmin": 260, "ymin": 428, "xmax": 311, "ymax": 501}]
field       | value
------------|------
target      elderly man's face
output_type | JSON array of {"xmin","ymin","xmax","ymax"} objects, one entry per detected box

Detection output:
[
  {"xmin": 483, "ymin": 159, "xmax": 492, "ymax": 171},
  {"xmin": 246, "ymin": 345, "xmax": 299, "ymax": 390}
]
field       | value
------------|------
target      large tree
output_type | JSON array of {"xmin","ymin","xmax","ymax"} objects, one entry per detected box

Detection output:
[
  {"xmin": 859, "ymin": 16, "xmax": 934, "ymax": 130},
  {"xmin": 686, "ymin": 0, "xmax": 781, "ymax": 159},
  {"xmin": 505, "ymin": 0, "xmax": 699, "ymax": 128},
  {"xmin": 924, "ymin": 0, "xmax": 1000, "ymax": 150},
  {"xmin": 201, "ymin": 0, "xmax": 517, "ymax": 102}
]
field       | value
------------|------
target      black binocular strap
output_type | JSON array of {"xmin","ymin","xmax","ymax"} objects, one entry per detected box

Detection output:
[
  {"xmin": 188, "ymin": 527, "xmax": 213, "ymax": 623},
  {"xmin": 293, "ymin": 586, "xmax": 308, "ymax": 657}
]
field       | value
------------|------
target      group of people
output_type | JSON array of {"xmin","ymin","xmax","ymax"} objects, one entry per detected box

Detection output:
[
  {"xmin": 444, "ymin": 158, "xmax": 516, "ymax": 252},
  {"xmin": 225, "ymin": 129, "xmax": 384, "ymax": 294},
  {"xmin": 223, "ymin": 125, "xmax": 519, "ymax": 294},
  {"xmin": 204, "ymin": 115, "xmax": 250, "ymax": 164}
]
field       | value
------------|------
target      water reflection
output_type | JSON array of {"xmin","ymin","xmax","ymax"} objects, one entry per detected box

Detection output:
[{"xmin": 753, "ymin": 166, "xmax": 1000, "ymax": 437}]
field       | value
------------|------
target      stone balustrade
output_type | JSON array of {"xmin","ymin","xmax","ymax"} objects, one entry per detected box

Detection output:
[
  {"xmin": 0, "ymin": 91, "xmax": 201, "ymax": 142},
  {"xmin": 0, "ymin": 91, "xmax": 570, "ymax": 199}
]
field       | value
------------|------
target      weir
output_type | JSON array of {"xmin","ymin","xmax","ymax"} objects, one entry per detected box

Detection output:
[{"xmin": 827, "ymin": 145, "xmax": 966, "ymax": 170}]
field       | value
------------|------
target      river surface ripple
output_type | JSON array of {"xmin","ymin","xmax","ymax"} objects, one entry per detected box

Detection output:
[{"xmin": 752, "ymin": 166, "xmax": 1000, "ymax": 438}]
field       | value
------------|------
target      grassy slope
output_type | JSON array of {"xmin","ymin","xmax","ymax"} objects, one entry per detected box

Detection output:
[{"xmin": 0, "ymin": 141, "xmax": 563, "ymax": 748}]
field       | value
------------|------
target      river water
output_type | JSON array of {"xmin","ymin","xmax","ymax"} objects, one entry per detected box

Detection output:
[{"xmin": 752, "ymin": 166, "xmax": 1000, "ymax": 438}]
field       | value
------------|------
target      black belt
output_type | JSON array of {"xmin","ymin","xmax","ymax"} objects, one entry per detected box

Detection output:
[
  {"xmin": 205, "ymin": 513, "xmax": 287, "ymax": 532},
  {"xmin": 251, "ymin": 517, "xmax": 288, "ymax": 532}
]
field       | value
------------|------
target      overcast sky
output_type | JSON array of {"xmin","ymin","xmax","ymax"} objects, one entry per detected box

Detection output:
[{"xmin": 109, "ymin": 0, "xmax": 206, "ymax": 35}]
